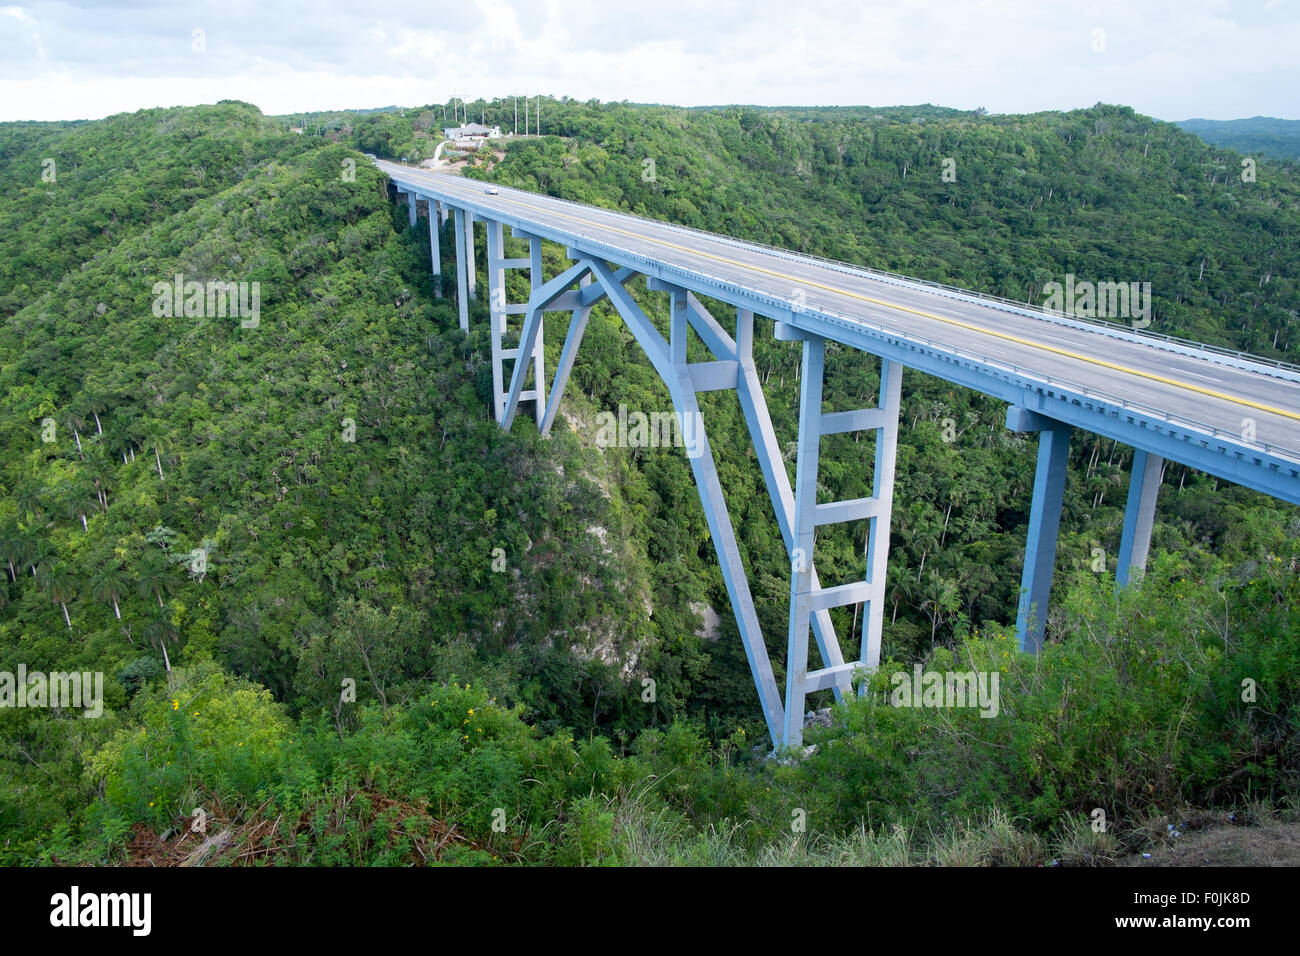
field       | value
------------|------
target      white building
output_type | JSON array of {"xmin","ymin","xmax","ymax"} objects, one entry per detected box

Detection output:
[{"xmin": 442, "ymin": 122, "xmax": 502, "ymax": 141}]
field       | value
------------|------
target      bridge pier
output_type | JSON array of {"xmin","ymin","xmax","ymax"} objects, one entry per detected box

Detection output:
[
  {"xmin": 486, "ymin": 221, "xmax": 507, "ymax": 420},
  {"xmin": 1007, "ymin": 406, "xmax": 1073, "ymax": 651},
  {"xmin": 524, "ymin": 230, "xmax": 546, "ymax": 427},
  {"xmin": 664, "ymin": 289, "xmax": 787, "ymax": 744},
  {"xmin": 1117, "ymin": 449, "xmax": 1164, "ymax": 588},
  {"xmin": 486, "ymin": 222, "xmax": 549, "ymax": 425},
  {"xmin": 864, "ymin": 359, "xmax": 903, "ymax": 673},
  {"xmin": 407, "ymin": 191, "xmax": 417, "ymax": 228},
  {"xmin": 453, "ymin": 208, "xmax": 470, "ymax": 331},
  {"xmin": 464, "ymin": 210, "xmax": 477, "ymax": 301},
  {"xmin": 732, "ymin": 309, "xmax": 853, "ymax": 714},
  {"xmin": 776, "ymin": 322, "xmax": 902, "ymax": 746},
  {"xmin": 428, "ymin": 200, "xmax": 441, "ymax": 296}
]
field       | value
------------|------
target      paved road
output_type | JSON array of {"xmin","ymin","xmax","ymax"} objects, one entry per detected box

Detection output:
[{"xmin": 379, "ymin": 161, "xmax": 1300, "ymax": 459}]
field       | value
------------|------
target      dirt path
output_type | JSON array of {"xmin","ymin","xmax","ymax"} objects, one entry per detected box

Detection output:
[{"xmin": 1125, "ymin": 820, "xmax": 1300, "ymax": 866}]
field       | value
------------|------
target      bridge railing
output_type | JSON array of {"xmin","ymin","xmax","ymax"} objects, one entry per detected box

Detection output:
[
  {"xmin": 545, "ymin": 194, "xmax": 1300, "ymax": 378},
  {"xmin": 812, "ymin": 308, "xmax": 1300, "ymax": 464},
  {"xmin": 788, "ymin": 294, "xmax": 1300, "ymax": 465},
  {"xmin": 568, "ymin": 223, "xmax": 1300, "ymax": 463},
  {"xmin": 390, "ymin": 165, "xmax": 1300, "ymax": 378},
  {"xmin": 390, "ymin": 172, "xmax": 1300, "ymax": 463}
]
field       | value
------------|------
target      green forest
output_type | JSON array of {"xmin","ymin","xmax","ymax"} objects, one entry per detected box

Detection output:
[
  {"xmin": 1177, "ymin": 116, "xmax": 1300, "ymax": 162},
  {"xmin": 0, "ymin": 98, "xmax": 1296, "ymax": 865}
]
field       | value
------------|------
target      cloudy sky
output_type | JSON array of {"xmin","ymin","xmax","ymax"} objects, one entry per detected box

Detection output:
[{"xmin": 2, "ymin": 0, "xmax": 1296, "ymax": 122}]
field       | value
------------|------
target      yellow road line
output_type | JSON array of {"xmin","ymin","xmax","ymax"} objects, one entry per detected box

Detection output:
[{"xmin": 414, "ymin": 171, "xmax": 1300, "ymax": 424}]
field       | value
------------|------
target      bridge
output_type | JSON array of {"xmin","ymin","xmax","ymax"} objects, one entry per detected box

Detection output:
[{"xmin": 378, "ymin": 159, "xmax": 1300, "ymax": 749}]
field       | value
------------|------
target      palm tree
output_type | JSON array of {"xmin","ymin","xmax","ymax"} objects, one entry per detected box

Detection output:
[
  {"xmin": 51, "ymin": 482, "xmax": 78, "ymax": 529},
  {"xmin": 63, "ymin": 409, "xmax": 86, "ymax": 457},
  {"xmin": 89, "ymin": 564, "xmax": 128, "ymax": 619},
  {"xmin": 902, "ymin": 503, "xmax": 941, "ymax": 583},
  {"xmin": 82, "ymin": 394, "xmax": 107, "ymax": 436},
  {"xmin": 143, "ymin": 610, "xmax": 177, "ymax": 672},
  {"xmin": 82, "ymin": 447, "xmax": 112, "ymax": 512},
  {"xmin": 36, "ymin": 560, "xmax": 76, "ymax": 630},
  {"xmin": 145, "ymin": 433, "xmax": 168, "ymax": 480},
  {"xmin": 136, "ymin": 553, "xmax": 177, "ymax": 608},
  {"xmin": 24, "ymin": 535, "xmax": 54, "ymax": 578},
  {"xmin": 919, "ymin": 572, "xmax": 960, "ymax": 647},
  {"xmin": 105, "ymin": 407, "xmax": 142, "ymax": 464},
  {"xmin": 60, "ymin": 479, "xmax": 99, "ymax": 531},
  {"xmin": 886, "ymin": 560, "xmax": 916, "ymax": 625},
  {"xmin": 939, "ymin": 478, "xmax": 971, "ymax": 547},
  {"xmin": 0, "ymin": 526, "xmax": 26, "ymax": 581},
  {"xmin": 15, "ymin": 486, "xmax": 45, "ymax": 523}
]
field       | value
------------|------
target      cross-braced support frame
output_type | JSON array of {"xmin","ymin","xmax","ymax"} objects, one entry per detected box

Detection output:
[
  {"xmin": 774, "ymin": 322, "xmax": 902, "ymax": 745},
  {"xmin": 480, "ymin": 234, "xmax": 903, "ymax": 747}
]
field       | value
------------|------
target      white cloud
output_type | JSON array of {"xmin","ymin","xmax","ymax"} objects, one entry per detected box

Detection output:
[{"xmin": 2, "ymin": 0, "xmax": 1297, "ymax": 120}]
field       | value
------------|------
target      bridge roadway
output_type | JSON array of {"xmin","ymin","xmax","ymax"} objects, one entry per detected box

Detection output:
[{"xmin": 378, "ymin": 161, "xmax": 1300, "ymax": 473}]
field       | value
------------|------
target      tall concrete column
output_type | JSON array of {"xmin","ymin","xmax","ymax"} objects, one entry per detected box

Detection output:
[
  {"xmin": 1117, "ymin": 449, "xmax": 1163, "ymax": 588},
  {"xmin": 453, "ymin": 207, "xmax": 469, "ymax": 331},
  {"xmin": 429, "ymin": 203, "xmax": 441, "ymax": 296},
  {"xmin": 486, "ymin": 220, "xmax": 506, "ymax": 422},
  {"xmin": 1008, "ymin": 406, "xmax": 1073, "ymax": 652},
  {"xmin": 529, "ymin": 236, "xmax": 546, "ymax": 426},
  {"xmin": 862, "ymin": 358, "xmax": 902, "ymax": 672},
  {"xmin": 784, "ymin": 335, "xmax": 826, "ymax": 746},
  {"xmin": 463, "ymin": 209, "xmax": 476, "ymax": 300}
]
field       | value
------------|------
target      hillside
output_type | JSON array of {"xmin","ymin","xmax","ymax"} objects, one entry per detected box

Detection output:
[
  {"xmin": 1177, "ymin": 116, "xmax": 1300, "ymax": 162},
  {"xmin": 0, "ymin": 99, "xmax": 1297, "ymax": 865}
]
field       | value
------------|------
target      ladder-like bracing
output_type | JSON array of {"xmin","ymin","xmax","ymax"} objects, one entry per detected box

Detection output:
[{"xmin": 390, "ymin": 177, "xmax": 1292, "ymax": 749}]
